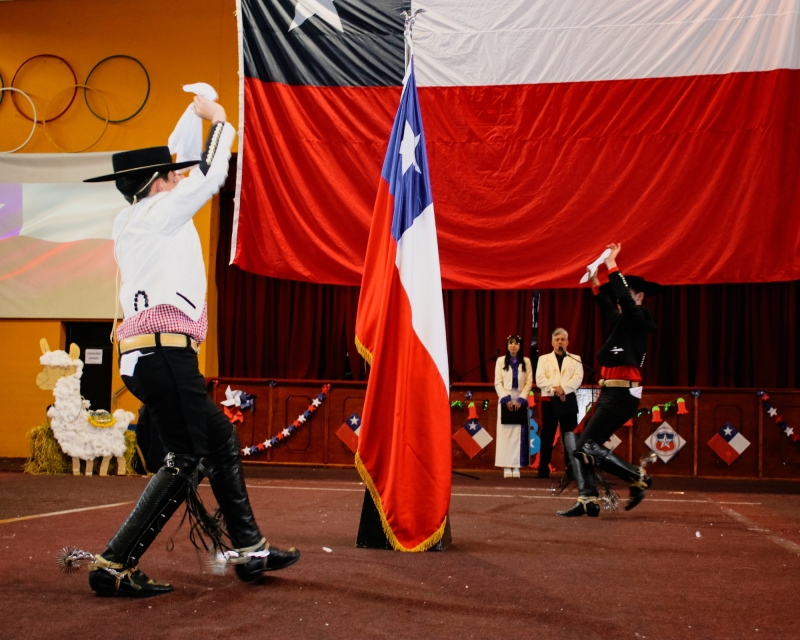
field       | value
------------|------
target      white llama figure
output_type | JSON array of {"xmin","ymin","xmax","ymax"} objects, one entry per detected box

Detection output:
[{"xmin": 36, "ymin": 338, "xmax": 135, "ymax": 476}]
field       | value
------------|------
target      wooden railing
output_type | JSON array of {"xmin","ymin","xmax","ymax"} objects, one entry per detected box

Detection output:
[{"xmin": 208, "ymin": 379, "xmax": 800, "ymax": 480}]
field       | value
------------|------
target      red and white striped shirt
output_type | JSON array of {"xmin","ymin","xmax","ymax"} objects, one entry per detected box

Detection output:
[{"xmin": 117, "ymin": 303, "xmax": 208, "ymax": 344}]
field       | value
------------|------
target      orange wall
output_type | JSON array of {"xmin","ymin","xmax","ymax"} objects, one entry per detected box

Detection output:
[{"xmin": 0, "ymin": 0, "xmax": 239, "ymax": 456}]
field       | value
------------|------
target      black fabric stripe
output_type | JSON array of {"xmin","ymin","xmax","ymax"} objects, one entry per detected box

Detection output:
[{"xmin": 243, "ymin": 0, "xmax": 409, "ymax": 87}]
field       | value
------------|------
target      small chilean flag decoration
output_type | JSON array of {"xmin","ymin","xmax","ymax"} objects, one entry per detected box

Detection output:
[
  {"xmin": 453, "ymin": 418, "xmax": 493, "ymax": 459},
  {"xmin": 707, "ymin": 423, "xmax": 751, "ymax": 466},
  {"xmin": 335, "ymin": 413, "xmax": 362, "ymax": 453},
  {"xmin": 354, "ymin": 55, "xmax": 451, "ymax": 552}
]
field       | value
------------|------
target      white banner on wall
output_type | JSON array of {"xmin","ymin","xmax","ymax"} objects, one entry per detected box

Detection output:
[{"xmin": 0, "ymin": 152, "xmax": 124, "ymax": 319}]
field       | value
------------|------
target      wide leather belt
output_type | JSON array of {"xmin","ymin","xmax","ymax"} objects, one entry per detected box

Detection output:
[
  {"xmin": 599, "ymin": 379, "xmax": 640, "ymax": 388},
  {"xmin": 118, "ymin": 333, "xmax": 198, "ymax": 355}
]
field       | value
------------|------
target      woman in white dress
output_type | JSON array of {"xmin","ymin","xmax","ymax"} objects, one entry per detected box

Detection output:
[{"xmin": 494, "ymin": 335, "xmax": 534, "ymax": 477}]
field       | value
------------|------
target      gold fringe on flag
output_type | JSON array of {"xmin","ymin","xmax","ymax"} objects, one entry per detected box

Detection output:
[
  {"xmin": 355, "ymin": 451, "xmax": 446, "ymax": 552},
  {"xmin": 354, "ymin": 334, "xmax": 373, "ymax": 366}
]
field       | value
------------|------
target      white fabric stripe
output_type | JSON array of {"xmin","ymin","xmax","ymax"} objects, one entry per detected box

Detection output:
[
  {"xmin": 411, "ymin": 0, "xmax": 800, "ymax": 86},
  {"xmin": 0, "ymin": 152, "xmax": 115, "ymax": 183},
  {"xmin": 394, "ymin": 203, "xmax": 449, "ymax": 390}
]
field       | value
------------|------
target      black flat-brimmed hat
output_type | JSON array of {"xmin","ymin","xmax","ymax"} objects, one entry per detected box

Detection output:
[
  {"xmin": 600, "ymin": 275, "xmax": 662, "ymax": 298},
  {"xmin": 83, "ymin": 146, "xmax": 198, "ymax": 183}
]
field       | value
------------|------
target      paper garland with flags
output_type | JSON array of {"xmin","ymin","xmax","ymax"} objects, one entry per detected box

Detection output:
[
  {"xmin": 758, "ymin": 390, "xmax": 800, "ymax": 446},
  {"xmin": 353, "ymin": 56, "xmax": 452, "ymax": 552},
  {"xmin": 240, "ymin": 384, "xmax": 330, "ymax": 455}
]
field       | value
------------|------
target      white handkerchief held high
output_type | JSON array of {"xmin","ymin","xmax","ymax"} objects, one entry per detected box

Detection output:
[
  {"xmin": 167, "ymin": 83, "xmax": 219, "ymax": 164},
  {"xmin": 579, "ymin": 249, "xmax": 613, "ymax": 284}
]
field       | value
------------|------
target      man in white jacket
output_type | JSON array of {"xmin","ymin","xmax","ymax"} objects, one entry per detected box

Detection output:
[
  {"xmin": 81, "ymin": 97, "xmax": 299, "ymax": 597},
  {"xmin": 535, "ymin": 328, "xmax": 583, "ymax": 478}
]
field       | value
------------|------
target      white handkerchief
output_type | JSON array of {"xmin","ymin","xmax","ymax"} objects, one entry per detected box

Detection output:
[
  {"xmin": 629, "ymin": 386, "xmax": 643, "ymax": 399},
  {"xmin": 119, "ymin": 350, "xmax": 153, "ymax": 377},
  {"xmin": 579, "ymin": 249, "xmax": 613, "ymax": 284},
  {"xmin": 167, "ymin": 83, "xmax": 219, "ymax": 163}
]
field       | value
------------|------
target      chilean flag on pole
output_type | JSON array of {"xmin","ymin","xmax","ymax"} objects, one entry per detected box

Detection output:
[{"xmin": 354, "ymin": 55, "xmax": 451, "ymax": 552}]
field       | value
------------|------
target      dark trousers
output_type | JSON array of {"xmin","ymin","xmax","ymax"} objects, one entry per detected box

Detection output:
[
  {"xmin": 115, "ymin": 342, "xmax": 262, "ymax": 552},
  {"xmin": 121, "ymin": 344, "xmax": 232, "ymax": 457},
  {"xmin": 539, "ymin": 400, "xmax": 578, "ymax": 470},
  {"xmin": 576, "ymin": 387, "xmax": 640, "ymax": 449}
]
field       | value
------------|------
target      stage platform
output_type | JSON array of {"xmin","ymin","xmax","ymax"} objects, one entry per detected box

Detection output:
[{"xmin": 0, "ymin": 467, "xmax": 798, "ymax": 639}]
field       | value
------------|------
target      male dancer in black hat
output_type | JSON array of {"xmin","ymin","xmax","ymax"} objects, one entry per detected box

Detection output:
[
  {"xmin": 78, "ymin": 96, "xmax": 299, "ymax": 596},
  {"xmin": 557, "ymin": 243, "xmax": 659, "ymax": 517}
]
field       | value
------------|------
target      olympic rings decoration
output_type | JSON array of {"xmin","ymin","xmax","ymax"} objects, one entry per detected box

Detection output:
[
  {"xmin": 42, "ymin": 85, "xmax": 109, "ymax": 153},
  {"xmin": 1, "ymin": 53, "xmax": 150, "ymax": 152},
  {"xmin": 84, "ymin": 55, "xmax": 150, "ymax": 123},
  {"xmin": 11, "ymin": 54, "xmax": 78, "ymax": 124},
  {"xmin": 0, "ymin": 87, "xmax": 37, "ymax": 153}
]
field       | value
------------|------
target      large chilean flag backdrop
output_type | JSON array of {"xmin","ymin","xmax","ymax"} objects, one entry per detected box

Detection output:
[
  {"xmin": 354, "ymin": 58, "xmax": 451, "ymax": 552},
  {"xmin": 233, "ymin": 0, "xmax": 800, "ymax": 288}
]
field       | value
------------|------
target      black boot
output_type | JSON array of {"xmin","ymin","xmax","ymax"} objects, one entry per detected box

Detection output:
[
  {"xmin": 556, "ymin": 496, "xmax": 601, "ymax": 517},
  {"xmin": 557, "ymin": 436, "xmax": 600, "ymax": 518},
  {"xmin": 204, "ymin": 431, "xmax": 300, "ymax": 582},
  {"xmin": 89, "ymin": 453, "xmax": 199, "ymax": 597},
  {"xmin": 225, "ymin": 537, "xmax": 301, "ymax": 582},
  {"xmin": 579, "ymin": 441, "xmax": 653, "ymax": 511},
  {"xmin": 626, "ymin": 475, "xmax": 653, "ymax": 511}
]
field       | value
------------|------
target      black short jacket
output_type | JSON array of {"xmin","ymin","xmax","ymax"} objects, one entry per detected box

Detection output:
[{"xmin": 595, "ymin": 270, "xmax": 657, "ymax": 369}]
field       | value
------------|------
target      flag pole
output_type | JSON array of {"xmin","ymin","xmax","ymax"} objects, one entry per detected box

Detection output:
[{"xmin": 355, "ymin": 7, "xmax": 452, "ymax": 552}]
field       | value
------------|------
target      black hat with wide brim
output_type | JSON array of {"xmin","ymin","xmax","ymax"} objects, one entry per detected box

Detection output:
[
  {"xmin": 84, "ymin": 146, "xmax": 198, "ymax": 183},
  {"xmin": 599, "ymin": 275, "xmax": 662, "ymax": 298}
]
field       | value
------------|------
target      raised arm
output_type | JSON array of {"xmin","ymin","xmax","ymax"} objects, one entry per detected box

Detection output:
[
  {"xmin": 148, "ymin": 97, "xmax": 235, "ymax": 235},
  {"xmin": 602, "ymin": 243, "xmax": 651, "ymax": 327},
  {"xmin": 588, "ymin": 259, "xmax": 622, "ymax": 324}
]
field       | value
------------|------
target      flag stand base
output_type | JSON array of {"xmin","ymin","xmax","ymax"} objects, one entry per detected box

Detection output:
[{"xmin": 355, "ymin": 488, "xmax": 451, "ymax": 551}]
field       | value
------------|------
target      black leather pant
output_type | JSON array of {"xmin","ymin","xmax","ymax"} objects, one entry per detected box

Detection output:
[
  {"xmin": 577, "ymin": 387, "xmax": 639, "ymax": 450},
  {"xmin": 573, "ymin": 387, "xmax": 641, "ymax": 495},
  {"xmin": 105, "ymin": 342, "xmax": 262, "ymax": 566}
]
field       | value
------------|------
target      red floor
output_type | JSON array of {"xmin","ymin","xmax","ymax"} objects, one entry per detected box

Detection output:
[{"xmin": 0, "ymin": 468, "xmax": 798, "ymax": 640}]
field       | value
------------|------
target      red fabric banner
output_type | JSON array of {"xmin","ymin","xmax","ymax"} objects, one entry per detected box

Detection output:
[
  {"xmin": 233, "ymin": 68, "xmax": 800, "ymax": 288},
  {"xmin": 218, "ymin": 175, "xmax": 800, "ymax": 390}
]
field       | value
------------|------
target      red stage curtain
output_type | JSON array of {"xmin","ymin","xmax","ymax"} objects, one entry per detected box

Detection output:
[
  {"xmin": 537, "ymin": 283, "xmax": 800, "ymax": 389},
  {"xmin": 218, "ymin": 159, "xmax": 799, "ymax": 388}
]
